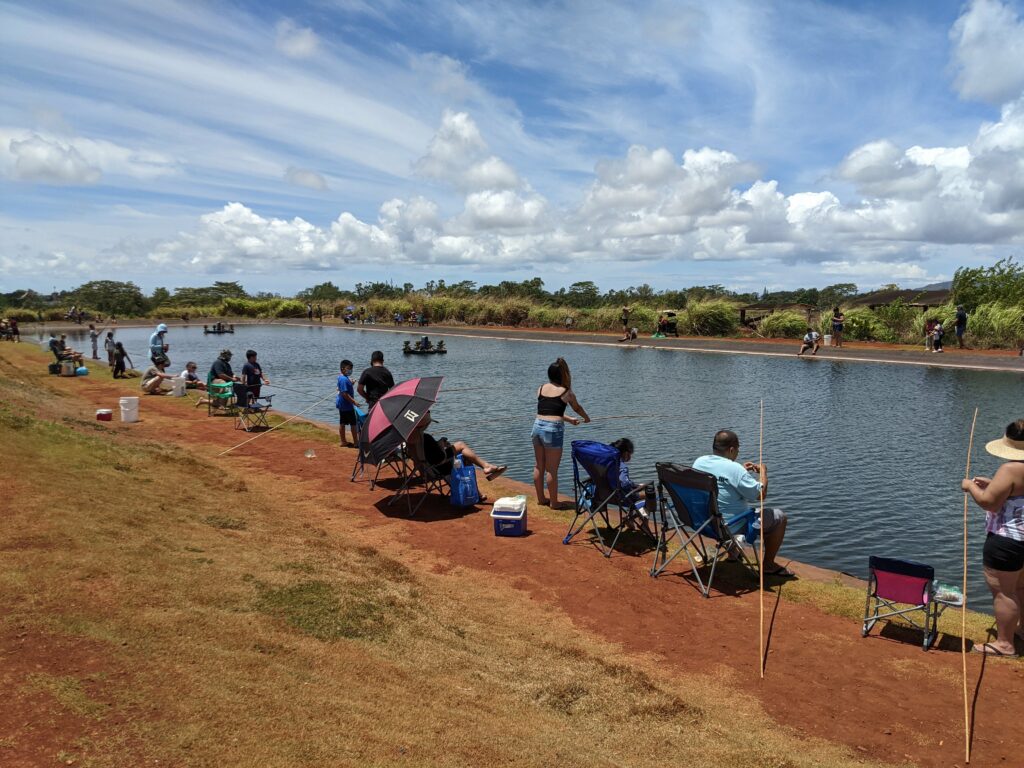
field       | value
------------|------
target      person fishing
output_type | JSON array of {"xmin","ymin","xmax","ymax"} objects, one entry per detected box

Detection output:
[
  {"xmin": 961, "ymin": 419, "xmax": 1024, "ymax": 657},
  {"xmin": 149, "ymin": 323, "xmax": 169, "ymax": 364},
  {"xmin": 531, "ymin": 357, "xmax": 590, "ymax": 510}
]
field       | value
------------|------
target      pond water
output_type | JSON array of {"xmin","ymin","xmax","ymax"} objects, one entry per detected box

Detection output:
[{"xmin": 50, "ymin": 323, "xmax": 1022, "ymax": 609}]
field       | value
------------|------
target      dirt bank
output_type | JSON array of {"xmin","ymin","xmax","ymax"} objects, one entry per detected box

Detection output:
[{"xmin": 5, "ymin": 344, "xmax": 1022, "ymax": 767}]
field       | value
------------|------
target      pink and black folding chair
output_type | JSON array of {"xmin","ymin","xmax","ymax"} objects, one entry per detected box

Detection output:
[{"xmin": 862, "ymin": 556, "xmax": 963, "ymax": 651}]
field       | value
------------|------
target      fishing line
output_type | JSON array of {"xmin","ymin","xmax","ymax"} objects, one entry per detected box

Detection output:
[
  {"xmin": 218, "ymin": 391, "xmax": 337, "ymax": 457},
  {"xmin": 961, "ymin": 406, "xmax": 978, "ymax": 765},
  {"xmin": 439, "ymin": 413, "xmax": 670, "ymax": 430}
]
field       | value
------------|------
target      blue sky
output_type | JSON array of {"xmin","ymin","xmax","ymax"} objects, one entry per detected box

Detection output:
[{"xmin": 4, "ymin": 0, "xmax": 1024, "ymax": 295}]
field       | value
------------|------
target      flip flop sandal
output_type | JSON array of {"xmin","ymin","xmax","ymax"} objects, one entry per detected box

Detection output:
[
  {"xmin": 971, "ymin": 643, "xmax": 1019, "ymax": 658},
  {"xmin": 485, "ymin": 466, "xmax": 507, "ymax": 482},
  {"xmin": 763, "ymin": 564, "xmax": 797, "ymax": 578}
]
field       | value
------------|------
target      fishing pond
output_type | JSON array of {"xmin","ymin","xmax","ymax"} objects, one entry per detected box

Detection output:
[{"xmin": 54, "ymin": 322, "xmax": 1023, "ymax": 610}]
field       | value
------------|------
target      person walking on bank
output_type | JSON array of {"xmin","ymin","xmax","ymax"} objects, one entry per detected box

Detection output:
[
  {"xmin": 531, "ymin": 357, "xmax": 590, "ymax": 510},
  {"xmin": 961, "ymin": 420, "xmax": 1024, "ymax": 657},
  {"xmin": 357, "ymin": 350, "xmax": 394, "ymax": 411},
  {"xmin": 831, "ymin": 307, "xmax": 845, "ymax": 347},
  {"xmin": 955, "ymin": 305, "xmax": 969, "ymax": 349}
]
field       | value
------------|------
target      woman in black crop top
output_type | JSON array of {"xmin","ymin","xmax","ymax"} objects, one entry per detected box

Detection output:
[{"xmin": 531, "ymin": 357, "xmax": 590, "ymax": 509}]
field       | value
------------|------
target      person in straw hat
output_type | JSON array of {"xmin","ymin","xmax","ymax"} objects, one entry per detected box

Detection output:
[{"xmin": 961, "ymin": 419, "xmax": 1024, "ymax": 657}]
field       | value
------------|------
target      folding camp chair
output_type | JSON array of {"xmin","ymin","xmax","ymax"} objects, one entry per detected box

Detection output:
[
  {"xmin": 862, "ymin": 556, "xmax": 963, "ymax": 651},
  {"xmin": 563, "ymin": 440, "xmax": 654, "ymax": 557},
  {"xmin": 650, "ymin": 462, "xmax": 760, "ymax": 597},
  {"xmin": 234, "ymin": 394, "xmax": 273, "ymax": 432},
  {"xmin": 387, "ymin": 435, "xmax": 453, "ymax": 516},
  {"xmin": 206, "ymin": 373, "xmax": 237, "ymax": 417}
]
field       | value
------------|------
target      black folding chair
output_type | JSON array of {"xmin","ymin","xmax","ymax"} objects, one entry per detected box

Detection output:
[{"xmin": 650, "ymin": 463, "xmax": 759, "ymax": 597}]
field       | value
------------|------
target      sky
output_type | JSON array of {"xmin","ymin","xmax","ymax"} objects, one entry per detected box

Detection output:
[{"xmin": 4, "ymin": 0, "xmax": 1024, "ymax": 296}]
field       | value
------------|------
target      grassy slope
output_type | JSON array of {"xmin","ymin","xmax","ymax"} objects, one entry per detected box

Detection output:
[{"xmin": 0, "ymin": 344, "xmax": 959, "ymax": 766}]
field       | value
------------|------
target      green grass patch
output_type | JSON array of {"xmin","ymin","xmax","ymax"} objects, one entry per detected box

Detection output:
[
  {"xmin": 253, "ymin": 579, "xmax": 398, "ymax": 641},
  {"xmin": 28, "ymin": 673, "xmax": 106, "ymax": 718}
]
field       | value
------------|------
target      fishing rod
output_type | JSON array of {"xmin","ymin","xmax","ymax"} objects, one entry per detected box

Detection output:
[
  {"xmin": 218, "ymin": 391, "xmax": 337, "ymax": 457},
  {"xmin": 440, "ymin": 413, "xmax": 670, "ymax": 430},
  {"xmin": 758, "ymin": 399, "xmax": 765, "ymax": 680},
  {"xmin": 961, "ymin": 407, "xmax": 978, "ymax": 765}
]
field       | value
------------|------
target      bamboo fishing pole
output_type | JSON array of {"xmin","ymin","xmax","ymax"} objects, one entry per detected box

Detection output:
[
  {"xmin": 218, "ymin": 391, "xmax": 336, "ymax": 457},
  {"xmin": 759, "ymin": 399, "xmax": 765, "ymax": 679},
  {"xmin": 962, "ymin": 406, "xmax": 978, "ymax": 764}
]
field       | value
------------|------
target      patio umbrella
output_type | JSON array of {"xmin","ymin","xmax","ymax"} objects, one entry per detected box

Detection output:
[{"xmin": 361, "ymin": 376, "xmax": 443, "ymax": 463}]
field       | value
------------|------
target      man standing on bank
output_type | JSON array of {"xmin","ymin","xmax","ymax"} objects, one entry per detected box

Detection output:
[
  {"xmin": 955, "ymin": 305, "xmax": 969, "ymax": 349},
  {"xmin": 357, "ymin": 350, "xmax": 395, "ymax": 411},
  {"xmin": 693, "ymin": 429, "xmax": 795, "ymax": 578}
]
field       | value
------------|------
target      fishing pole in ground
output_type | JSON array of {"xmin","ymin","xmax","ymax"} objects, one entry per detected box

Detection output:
[{"xmin": 961, "ymin": 407, "xmax": 978, "ymax": 765}]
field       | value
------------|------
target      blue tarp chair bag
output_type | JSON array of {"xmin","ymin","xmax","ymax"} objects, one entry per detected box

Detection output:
[
  {"xmin": 564, "ymin": 440, "xmax": 651, "ymax": 557},
  {"xmin": 650, "ymin": 462, "xmax": 760, "ymax": 597},
  {"xmin": 450, "ymin": 454, "xmax": 480, "ymax": 507}
]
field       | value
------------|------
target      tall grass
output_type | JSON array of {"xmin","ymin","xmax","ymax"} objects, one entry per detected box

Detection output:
[
  {"xmin": 678, "ymin": 300, "xmax": 739, "ymax": 336},
  {"xmin": 758, "ymin": 310, "xmax": 807, "ymax": 338}
]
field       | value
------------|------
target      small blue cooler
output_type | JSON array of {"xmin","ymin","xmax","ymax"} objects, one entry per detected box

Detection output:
[{"xmin": 490, "ymin": 496, "xmax": 528, "ymax": 537}]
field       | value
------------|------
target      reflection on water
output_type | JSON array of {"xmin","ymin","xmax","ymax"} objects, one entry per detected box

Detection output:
[{"xmin": 50, "ymin": 324, "xmax": 1021, "ymax": 610}]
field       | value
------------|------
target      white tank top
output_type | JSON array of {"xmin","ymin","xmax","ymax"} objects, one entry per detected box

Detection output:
[{"xmin": 987, "ymin": 495, "xmax": 1024, "ymax": 542}]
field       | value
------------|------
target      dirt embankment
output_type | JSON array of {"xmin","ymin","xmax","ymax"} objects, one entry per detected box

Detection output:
[{"xmin": 3, "ymin": 344, "xmax": 1024, "ymax": 767}]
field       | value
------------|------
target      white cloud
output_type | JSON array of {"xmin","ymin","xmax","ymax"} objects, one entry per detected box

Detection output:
[
  {"xmin": 0, "ymin": 129, "xmax": 177, "ymax": 184},
  {"xmin": 275, "ymin": 19, "xmax": 319, "ymax": 59},
  {"xmin": 284, "ymin": 166, "xmax": 329, "ymax": 190},
  {"xmin": 4, "ymin": 133, "xmax": 101, "ymax": 184},
  {"xmin": 950, "ymin": 0, "xmax": 1024, "ymax": 104}
]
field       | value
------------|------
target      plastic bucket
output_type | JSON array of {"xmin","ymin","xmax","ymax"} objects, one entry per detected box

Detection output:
[
  {"xmin": 119, "ymin": 396, "xmax": 139, "ymax": 423},
  {"xmin": 823, "ymin": 334, "xmax": 832, "ymax": 346},
  {"xmin": 96, "ymin": 409, "xmax": 112, "ymax": 422},
  {"xmin": 60, "ymin": 359, "xmax": 76, "ymax": 376},
  {"xmin": 170, "ymin": 376, "xmax": 187, "ymax": 397}
]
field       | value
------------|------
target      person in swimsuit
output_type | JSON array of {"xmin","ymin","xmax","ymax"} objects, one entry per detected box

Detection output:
[
  {"xmin": 962, "ymin": 419, "xmax": 1024, "ymax": 657},
  {"xmin": 531, "ymin": 357, "xmax": 590, "ymax": 510}
]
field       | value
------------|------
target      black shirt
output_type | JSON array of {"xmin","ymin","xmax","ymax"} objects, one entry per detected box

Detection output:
[
  {"xmin": 358, "ymin": 365, "xmax": 394, "ymax": 404},
  {"xmin": 210, "ymin": 358, "xmax": 234, "ymax": 381},
  {"xmin": 241, "ymin": 361, "xmax": 262, "ymax": 387},
  {"xmin": 423, "ymin": 433, "xmax": 454, "ymax": 475}
]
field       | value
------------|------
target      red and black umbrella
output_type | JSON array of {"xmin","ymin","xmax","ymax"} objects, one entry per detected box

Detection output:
[{"xmin": 361, "ymin": 376, "xmax": 443, "ymax": 462}]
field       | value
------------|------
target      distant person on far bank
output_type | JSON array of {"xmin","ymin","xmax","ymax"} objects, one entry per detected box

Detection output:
[
  {"xmin": 620, "ymin": 306, "xmax": 631, "ymax": 335},
  {"xmin": 357, "ymin": 350, "xmax": 394, "ymax": 411},
  {"xmin": 924, "ymin": 318, "xmax": 936, "ymax": 352},
  {"xmin": 932, "ymin": 321, "xmax": 945, "ymax": 353},
  {"xmin": 831, "ymin": 307, "xmax": 845, "ymax": 347},
  {"xmin": 797, "ymin": 328, "xmax": 820, "ymax": 356},
  {"xmin": 955, "ymin": 305, "xmax": 968, "ymax": 349}
]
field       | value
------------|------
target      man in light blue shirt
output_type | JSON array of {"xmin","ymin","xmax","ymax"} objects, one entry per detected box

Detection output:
[{"xmin": 693, "ymin": 429, "xmax": 793, "ymax": 578}]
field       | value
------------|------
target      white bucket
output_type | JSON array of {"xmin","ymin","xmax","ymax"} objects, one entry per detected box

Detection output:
[
  {"xmin": 60, "ymin": 359, "xmax": 76, "ymax": 377},
  {"xmin": 170, "ymin": 376, "xmax": 187, "ymax": 397},
  {"xmin": 119, "ymin": 396, "xmax": 139, "ymax": 423},
  {"xmin": 823, "ymin": 334, "xmax": 832, "ymax": 346}
]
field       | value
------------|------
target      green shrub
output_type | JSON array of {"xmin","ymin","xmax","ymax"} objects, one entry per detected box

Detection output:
[
  {"xmin": 842, "ymin": 307, "xmax": 887, "ymax": 342},
  {"xmin": 955, "ymin": 303, "xmax": 1024, "ymax": 349},
  {"xmin": 873, "ymin": 299, "xmax": 920, "ymax": 343},
  {"xmin": 3, "ymin": 309, "xmax": 39, "ymax": 323},
  {"xmin": 44, "ymin": 309, "xmax": 66, "ymax": 321},
  {"xmin": 678, "ymin": 300, "xmax": 739, "ymax": 336},
  {"xmin": 758, "ymin": 310, "xmax": 808, "ymax": 338},
  {"xmin": 273, "ymin": 300, "xmax": 307, "ymax": 319}
]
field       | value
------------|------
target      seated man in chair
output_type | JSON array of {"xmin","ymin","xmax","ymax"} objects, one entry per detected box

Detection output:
[
  {"xmin": 693, "ymin": 429, "xmax": 795, "ymax": 578},
  {"xmin": 407, "ymin": 412, "xmax": 507, "ymax": 486}
]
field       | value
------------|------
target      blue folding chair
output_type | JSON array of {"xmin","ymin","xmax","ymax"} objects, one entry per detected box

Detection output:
[
  {"xmin": 650, "ymin": 462, "xmax": 759, "ymax": 597},
  {"xmin": 563, "ymin": 440, "xmax": 653, "ymax": 557}
]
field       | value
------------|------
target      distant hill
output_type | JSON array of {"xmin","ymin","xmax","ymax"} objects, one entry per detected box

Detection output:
[{"xmin": 914, "ymin": 280, "xmax": 952, "ymax": 291}]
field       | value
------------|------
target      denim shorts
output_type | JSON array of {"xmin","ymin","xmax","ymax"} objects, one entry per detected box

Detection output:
[{"xmin": 531, "ymin": 418, "xmax": 564, "ymax": 449}]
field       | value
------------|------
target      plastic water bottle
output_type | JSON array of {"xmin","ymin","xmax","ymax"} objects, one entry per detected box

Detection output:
[{"xmin": 733, "ymin": 534, "xmax": 748, "ymax": 548}]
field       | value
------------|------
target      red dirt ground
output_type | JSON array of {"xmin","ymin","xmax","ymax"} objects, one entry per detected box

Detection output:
[{"xmin": 9, "ymin": 361, "xmax": 1024, "ymax": 768}]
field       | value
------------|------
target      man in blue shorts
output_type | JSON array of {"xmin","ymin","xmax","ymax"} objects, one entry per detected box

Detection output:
[
  {"xmin": 693, "ymin": 429, "xmax": 794, "ymax": 577},
  {"xmin": 337, "ymin": 359, "xmax": 360, "ymax": 447}
]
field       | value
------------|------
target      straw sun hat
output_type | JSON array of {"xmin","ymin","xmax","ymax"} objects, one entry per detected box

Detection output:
[{"xmin": 985, "ymin": 431, "xmax": 1024, "ymax": 461}]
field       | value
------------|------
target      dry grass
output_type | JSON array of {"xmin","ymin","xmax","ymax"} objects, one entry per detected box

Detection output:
[{"xmin": 0, "ymin": 344, "xmax": 895, "ymax": 766}]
